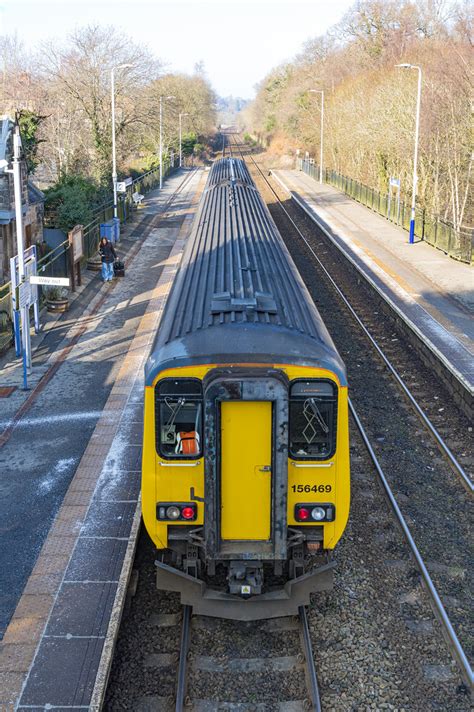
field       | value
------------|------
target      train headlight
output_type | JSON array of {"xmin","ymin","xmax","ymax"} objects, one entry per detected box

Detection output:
[
  {"xmin": 295, "ymin": 503, "xmax": 335, "ymax": 522},
  {"xmin": 157, "ymin": 502, "xmax": 198, "ymax": 521},
  {"xmin": 311, "ymin": 506, "xmax": 326, "ymax": 521},
  {"xmin": 166, "ymin": 506, "xmax": 181, "ymax": 520}
]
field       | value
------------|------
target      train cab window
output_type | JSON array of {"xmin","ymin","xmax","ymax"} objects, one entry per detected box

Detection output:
[
  {"xmin": 155, "ymin": 379, "xmax": 203, "ymax": 458},
  {"xmin": 289, "ymin": 380, "xmax": 337, "ymax": 459}
]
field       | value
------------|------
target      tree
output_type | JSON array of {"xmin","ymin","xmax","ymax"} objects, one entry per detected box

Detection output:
[
  {"xmin": 243, "ymin": 0, "xmax": 472, "ymax": 232},
  {"xmin": 141, "ymin": 73, "xmax": 216, "ymax": 161},
  {"xmin": 38, "ymin": 25, "xmax": 160, "ymax": 183},
  {"xmin": 18, "ymin": 110, "xmax": 46, "ymax": 173}
]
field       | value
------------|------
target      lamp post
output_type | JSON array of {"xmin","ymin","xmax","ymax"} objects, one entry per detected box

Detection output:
[
  {"xmin": 309, "ymin": 89, "xmax": 324, "ymax": 184},
  {"xmin": 179, "ymin": 113, "xmax": 189, "ymax": 168},
  {"xmin": 1, "ymin": 124, "xmax": 30, "ymax": 387},
  {"xmin": 111, "ymin": 63, "xmax": 134, "ymax": 219},
  {"xmin": 159, "ymin": 95, "xmax": 175, "ymax": 189},
  {"xmin": 396, "ymin": 63, "xmax": 422, "ymax": 244}
]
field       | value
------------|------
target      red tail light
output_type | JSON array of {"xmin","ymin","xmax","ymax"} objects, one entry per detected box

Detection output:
[
  {"xmin": 181, "ymin": 506, "xmax": 195, "ymax": 520},
  {"xmin": 297, "ymin": 507, "xmax": 310, "ymax": 521}
]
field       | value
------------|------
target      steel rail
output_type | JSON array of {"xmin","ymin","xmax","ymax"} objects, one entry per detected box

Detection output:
[
  {"xmin": 299, "ymin": 605, "xmax": 322, "ymax": 712},
  {"xmin": 175, "ymin": 605, "xmax": 192, "ymax": 711},
  {"xmin": 235, "ymin": 140, "xmax": 472, "ymax": 494},
  {"xmin": 349, "ymin": 399, "xmax": 473, "ymax": 691}
]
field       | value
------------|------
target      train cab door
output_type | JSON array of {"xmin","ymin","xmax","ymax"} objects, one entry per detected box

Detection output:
[
  {"xmin": 220, "ymin": 401, "xmax": 272, "ymax": 540},
  {"xmin": 203, "ymin": 373, "xmax": 289, "ymax": 561}
]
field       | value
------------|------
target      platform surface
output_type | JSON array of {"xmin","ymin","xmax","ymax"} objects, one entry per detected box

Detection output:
[
  {"xmin": 272, "ymin": 169, "xmax": 473, "ymax": 393},
  {"xmin": 0, "ymin": 167, "xmax": 204, "ymax": 709}
]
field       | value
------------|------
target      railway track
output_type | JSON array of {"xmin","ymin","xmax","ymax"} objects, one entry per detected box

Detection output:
[
  {"xmin": 228, "ymin": 138, "xmax": 471, "ymax": 491},
  {"xmin": 174, "ymin": 605, "xmax": 321, "ymax": 711},
  {"xmin": 230, "ymin": 137, "xmax": 473, "ymax": 691},
  {"xmin": 104, "ymin": 148, "xmax": 472, "ymax": 711}
]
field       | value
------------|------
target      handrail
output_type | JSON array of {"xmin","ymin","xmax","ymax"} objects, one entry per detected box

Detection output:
[
  {"xmin": 298, "ymin": 158, "xmax": 472, "ymax": 264},
  {"xmin": 0, "ymin": 162, "xmax": 176, "ymax": 349}
]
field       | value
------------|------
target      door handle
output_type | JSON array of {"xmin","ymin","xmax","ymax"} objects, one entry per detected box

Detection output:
[{"xmin": 259, "ymin": 465, "xmax": 271, "ymax": 472}]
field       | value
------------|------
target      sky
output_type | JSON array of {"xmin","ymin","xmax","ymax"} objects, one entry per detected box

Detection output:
[{"xmin": 1, "ymin": 0, "xmax": 354, "ymax": 98}]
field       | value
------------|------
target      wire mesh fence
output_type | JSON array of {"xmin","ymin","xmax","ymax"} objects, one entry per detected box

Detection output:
[
  {"xmin": 298, "ymin": 159, "xmax": 472, "ymax": 264},
  {"xmin": 0, "ymin": 162, "xmax": 176, "ymax": 354}
]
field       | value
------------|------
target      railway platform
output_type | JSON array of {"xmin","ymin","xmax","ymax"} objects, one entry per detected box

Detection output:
[
  {"xmin": 271, "ymin": 168, "xmax": 473, "ymax": 399},
  {"xmin": 0, "ymin": 167, "xmax": 205, "ymax": 710}
]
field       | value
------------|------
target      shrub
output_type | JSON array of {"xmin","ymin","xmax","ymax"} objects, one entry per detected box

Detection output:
[{"xmin": 44, "ymin": 175, "xmax": 98, "ymax": 232}]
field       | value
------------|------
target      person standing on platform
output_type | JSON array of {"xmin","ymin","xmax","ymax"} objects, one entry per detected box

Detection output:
[{"xmin": 99, "ymin": 236, "xmax": 117, "ymax": 282}]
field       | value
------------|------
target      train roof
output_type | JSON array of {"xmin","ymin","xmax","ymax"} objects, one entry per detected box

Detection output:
[{"xmin": 145, "ymin": 159, "xmax": 347, "ymax": 387}]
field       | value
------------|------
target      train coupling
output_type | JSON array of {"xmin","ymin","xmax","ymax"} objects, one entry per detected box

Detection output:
[{"xmin": 227, "ymin": 561, "xmax": 263, "ymax": 596}]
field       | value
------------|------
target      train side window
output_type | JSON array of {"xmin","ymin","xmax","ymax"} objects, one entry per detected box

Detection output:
[
  {"xmin": 289, "ymin": 380, "xmax": 337, "ymax": 460},
  {"xmin": 155, "ymin": 379, "xmax": 203, "ymax": 459}
]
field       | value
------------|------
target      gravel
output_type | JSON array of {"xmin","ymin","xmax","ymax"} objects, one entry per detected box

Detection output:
[
  {"xmin": 251, "ymin": 160, "xmax": 472, "ymax": 661},
  {"xmin": 104, "ymin": 151, "xmax": 472, "ymax": 711}
]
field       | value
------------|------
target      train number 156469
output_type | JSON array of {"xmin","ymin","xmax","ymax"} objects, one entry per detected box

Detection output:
[{"xmin": 291, "ymin": 484, "xmax": 332, "ymax": 493}]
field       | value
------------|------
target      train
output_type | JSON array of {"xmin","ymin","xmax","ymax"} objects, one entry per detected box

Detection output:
[{"xmin": 141, "ymin": 158, "xmax": 350, "ymax": 620}]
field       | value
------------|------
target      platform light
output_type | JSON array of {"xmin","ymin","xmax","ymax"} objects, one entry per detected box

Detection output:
[
  {"xmin": 160, "ymin": 95, "xmax": 176, "ymax": 189},
  {"xmin": 111, "ymin": 63, "xmax": 135, "ymax": 219},
  {"xmin": 308, "ymin": 89, "xmax": 324, "ymax": 184},
  {"xmin": 395, "ymin": 63, "xmax": 422, "ymax": 244}
]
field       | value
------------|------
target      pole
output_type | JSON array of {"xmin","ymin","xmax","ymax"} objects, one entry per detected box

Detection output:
[
  {"xmin": 12, "ymin": 125, "xmax": 30, "ymax": 385},
  {"xmin": 159, "ymin": 96, "xmax": 163, "ymax": 189},
  {"xmin": 111, "ymin": 67, "xmax": 118, "ymax": 219},
  {"xmin": 409, "ymin": 67, "xmax": 422, "ymax": 244},
  {"xmin": 319, "ymin": 90, "xmax": 324, "ymax": 184},
  {"xmin": 179, "ymin": 113, "xmax": 182, "ymax": 168},
  {"xmin": 309, "ymin": 90, "xmax": 324, "ymax": 184}
]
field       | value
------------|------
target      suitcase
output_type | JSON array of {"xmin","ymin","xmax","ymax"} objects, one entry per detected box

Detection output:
[{"xmin": 113, "ymin": 260, "xmax": 125, "ymax": 277}]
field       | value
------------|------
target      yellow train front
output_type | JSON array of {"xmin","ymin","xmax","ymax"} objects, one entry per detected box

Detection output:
[{"xmin": 142, "ymin": 158, "xmax": 350, "ymax": 620}]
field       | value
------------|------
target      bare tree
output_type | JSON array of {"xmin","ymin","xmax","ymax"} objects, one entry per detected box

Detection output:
[
  {"xmin": 38, "ymin": 25, "xmax": 161, "ymax": 182},
  {"xmin": 243, "ymin": 0, "xmax": 472, "ymax": 233}
]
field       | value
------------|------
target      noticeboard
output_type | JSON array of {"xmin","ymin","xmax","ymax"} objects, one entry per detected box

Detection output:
[
  {"xmin": 10, "ymin": 246, "xmax": 38, "ymax": 312},
  {"xmin": 69, "ymin": 225, "xmax": 84, "ymax": 263},
  {"xmin": 17, "ymin": 280, "xmax": 32, "ymax": 309}
]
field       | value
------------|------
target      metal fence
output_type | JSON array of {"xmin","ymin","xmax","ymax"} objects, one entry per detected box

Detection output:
[
  {"xmin": 0, "ymin": 162, "xmax": 175, "ymax": 353},
  {"xmin": 298, "ymin": 158, "xmax": 472, "ymax": 264}
]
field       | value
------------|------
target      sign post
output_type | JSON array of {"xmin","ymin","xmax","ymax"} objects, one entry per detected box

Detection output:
[
  {"xmin": 68, "ymin": 224, "xmax": 84, "ymax": 292},
  {"xmin": 388, "ymin": 177, "xmax": 401, "ymax": 224},
  {"xmin": 116, "ymin": 177, "xmax": 133, "ymax": 193},
  {"xmin": 11, "ymin": 245, "xmax": 41, "ymax": 355},
  {"xmin": 4, "ymin": 125, "xmax": 41, "ymax": 389}
]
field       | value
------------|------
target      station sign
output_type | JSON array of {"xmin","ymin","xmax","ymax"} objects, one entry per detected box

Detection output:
[
  {"xmin": 117, "ymin": 177, "xmax": 133, "ymax": 193},
  {"xmin": 30, "ymin": 276, "xmax": 70, "ymax": 287}
]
